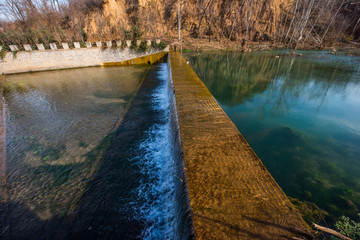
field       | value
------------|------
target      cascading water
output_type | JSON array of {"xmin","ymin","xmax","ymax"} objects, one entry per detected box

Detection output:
[
  {"xmin": 69, "ymin": 60, "xmax": 193, "ymax": 239},
  {"xmin": 128, "ymin": 61, "xmax": 188, "ymax": 239}
]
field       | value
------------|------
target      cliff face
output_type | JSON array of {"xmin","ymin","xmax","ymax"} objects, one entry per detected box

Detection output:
[
  {"xmin": 84, "ymin": 0, "xmax": 289, "ymax": 43},
  {"xmin": 1, "ymin": 0, "xmax": 359, "ymax": 48}
]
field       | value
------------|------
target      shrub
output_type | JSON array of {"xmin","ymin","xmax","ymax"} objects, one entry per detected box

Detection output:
[
  {"xmin": 12, "ymin": 50, "xmax": 19, "ymax": 59},
  {"xmin": 152, "ymin": 41, "xmax": 167, "ymax": 50},
  {"xmin": 123, "ymin": 26, "xmax": 143, "ymax": 41},
  {"xmin": 138, "ymin": 40, "xmax": 149, "ymax": 52},
  {"xmin": 0, "ymin": 48, "xmax": 7, "ymax": 60},
  {"xmin": 101, "ymin": 43, "xmax": 107, "ymax": 50},
  {"xmin": 121, "ymin": 40, "xmax": 127, "ymax": 49},
  {"xmin": 130, "ymin": 39, "xmax": 138, "ymax": 50},
  {"xmin": 333, "ymin": 213, "xmax": 360, "ymax": 239},
  {"xmin": 111, "ymin": 40, "xmax": 118, "ymax": 49},
  {"xmin": 39, "ymin": 26, "xmax": 54, "ymax": 45},
  {"xmin": 130, "ymin": 26, "xmax": 143, "ymax": 40},
  {"xmin": 123, "ymin": 29, "xmax": 132, "ymax": 40}
]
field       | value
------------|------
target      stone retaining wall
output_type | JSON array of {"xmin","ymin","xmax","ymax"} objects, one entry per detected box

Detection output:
[{"xmin": 0, "ymin": 40, "xmax": 168, "ymax": 75}]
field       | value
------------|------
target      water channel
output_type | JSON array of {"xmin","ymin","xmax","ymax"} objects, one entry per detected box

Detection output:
[
  {"xmin": 0, "ymin": 62, "xmax": 192, "ymax": 239},
  {"xmin": 184, "ymin": 50, "xmax": 360, "ymax": 222}
]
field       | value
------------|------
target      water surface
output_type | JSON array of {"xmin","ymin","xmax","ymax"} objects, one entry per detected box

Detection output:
[
  {"xmin": 1, "ymin": 64, "xmax": 192, "ymax": 239},
  {"xmin": 184, "ymin": 50, "xmax": 360, "ymax": 220}
]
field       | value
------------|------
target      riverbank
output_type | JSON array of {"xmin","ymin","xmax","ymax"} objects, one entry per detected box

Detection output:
[{"xmin": 169, "ymin": 37, "xmax": 360, "ymax": 56}]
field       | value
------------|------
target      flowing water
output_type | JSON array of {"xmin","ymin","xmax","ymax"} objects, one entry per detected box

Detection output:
[
  {"xmin": 184, "ymin": 50, "xmax": 360, "ymax": 221},
  {"xmin": 0, "ymin": 62, "xmax": 192, "ymax": 239}
]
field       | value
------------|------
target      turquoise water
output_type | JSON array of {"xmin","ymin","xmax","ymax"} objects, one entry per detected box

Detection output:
[{"xmin": 184, "ymin": 50, "xmax": 360, "ymax": 220}]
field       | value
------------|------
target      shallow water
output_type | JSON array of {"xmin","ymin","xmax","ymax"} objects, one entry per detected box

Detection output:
[
  {"xmin": 1, "ymin": 64, "xmax": 192, "ymax": 239},
  {"xmin": 184, "ymin": 50, "xmax": 360, "ymax": 220}
]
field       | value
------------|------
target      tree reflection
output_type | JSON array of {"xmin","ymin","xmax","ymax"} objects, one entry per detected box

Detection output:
[
  {"xmin": 185, "ymin": 51, "xmax": 360, "ymax": 220},
  {"xmin": 186, "ymin": 51, "xmax": 359, "ymax": 114}
]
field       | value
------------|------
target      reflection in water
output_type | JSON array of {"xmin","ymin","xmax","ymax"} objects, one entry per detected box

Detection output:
[
  {"xmin": 185, "ymin": 50, "xmax": 360, "ymax": 220},
  {"xmin": 1, "ymin": 66, "xmax": 146, "ymax": 237},
  {"xmin": 1, "ymin": 63, "xmax": 192, "ymax": 239}
]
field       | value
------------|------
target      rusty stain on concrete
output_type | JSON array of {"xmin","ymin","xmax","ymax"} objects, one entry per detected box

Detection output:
[
  {"xmin": 170, "ymin": 52, "xmax": 312, "ymax": 239},
  {"xmin": 103, "ymin": 51, "xmax": 168, "ymax": 66}
]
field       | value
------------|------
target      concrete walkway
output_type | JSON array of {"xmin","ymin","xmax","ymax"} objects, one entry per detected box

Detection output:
[{"xmin": 170, "ymin": 52, "xmax": 313, "ymax": 239}]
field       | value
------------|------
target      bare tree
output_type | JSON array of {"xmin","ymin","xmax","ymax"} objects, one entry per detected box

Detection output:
[
  {"xmin": 285, "ymin": 0, "xmax": 299, "ymax": 41},
  {"xmin": 178, "ymin": 0, "xmax": 184, "ymax": 41},
  {"xmin": 229, "ymin": 0, "xmax": 245, "ymax": 40},
  {"xmin": 320, "ymin": 0, "xmax": 347, "ymax": 43},
  {"xmin": 351, "ymin": 16, "xmax": 360, "ymax": 36},
  {"xmin": 242, "ymin": 0, "xmax": 254, "ymax": 47}
]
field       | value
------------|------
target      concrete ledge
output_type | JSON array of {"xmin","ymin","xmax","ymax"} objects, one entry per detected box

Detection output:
[
  {"xmin": 170, "ymin": 52, "xmax": 312, "ymax": 239},
  {"xmin": 0, "ymin": 46, "xmax": 169, "ymax": 75},
  {"xmin": 103, "ymin": 51, "xmax": 168, "ymax": 66}
]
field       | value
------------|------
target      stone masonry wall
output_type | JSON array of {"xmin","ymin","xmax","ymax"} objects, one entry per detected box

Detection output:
[{"xmin": 0, "ymin": 41, "xmax": 169, "ymax": 75}]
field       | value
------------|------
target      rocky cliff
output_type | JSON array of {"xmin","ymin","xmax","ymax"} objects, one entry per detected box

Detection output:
[{"xmin": 83, "ymin": 0, "xmax": 360, "ymax": 47}]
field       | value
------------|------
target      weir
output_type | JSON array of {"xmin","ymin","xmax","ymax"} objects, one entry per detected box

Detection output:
[
  {"xmin": 0, "ymin": 50, "xmax": 316, "ymax": 239},
  {"xmin": 169, "ymin": 52, "xmax": 312, "ymax": 239}
]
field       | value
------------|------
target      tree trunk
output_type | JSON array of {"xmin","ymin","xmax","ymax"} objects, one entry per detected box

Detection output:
[
  {"xmin": 244, "ymin": 0, "xmax": 254, "ymax": 46},
  {"xmin": 280, "ymin": 5, "xmax": 290, "ymax": 42},
  {"xmin": 351, "ymin": 16, "xmax": 360, "ymax": 36},
  {"xmin": 294, "ymin": 0, "xmax": 315, "ymax": 48},
  {"xmin": 320, "ymin": 0, "xmax": 346, "ymax": 43},
  {"xmin": 178, "ymin": 0, "xmax": 181, "ymax": 41},
  {"xmin": 285, "ymin": 0, "xmax": 299, "ymax": 41},
  {"xmin": 229, "ymin": 7, "xmax": 240, "ymax": 40}
]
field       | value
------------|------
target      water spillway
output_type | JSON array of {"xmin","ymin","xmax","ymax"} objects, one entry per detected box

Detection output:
[
  {"xmin": 0, "ymin": 56, "xmax": 193, "ymax": 239},
  {"xmin": 69, "ymin": 58, "xmax": 193, "ymax": 239}
]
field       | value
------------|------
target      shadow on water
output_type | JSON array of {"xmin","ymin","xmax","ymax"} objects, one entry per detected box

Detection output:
[{"xmin": 1, "ymin": 60, "xmax": 193, "ymax": 239}]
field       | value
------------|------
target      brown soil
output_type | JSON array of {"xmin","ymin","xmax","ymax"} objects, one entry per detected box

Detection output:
[{"xmin": 168, "ymin": 37, "xmax": 360, "ymax": 55}]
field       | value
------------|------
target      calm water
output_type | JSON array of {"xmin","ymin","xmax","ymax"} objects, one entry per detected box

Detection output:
[
  {"xmin": 184, "ymin": 50, "xmax": 360, "ymax": 220},
  {"xmin": 1, "ymin": 64, "xmax": 192, "ymax": 239}
]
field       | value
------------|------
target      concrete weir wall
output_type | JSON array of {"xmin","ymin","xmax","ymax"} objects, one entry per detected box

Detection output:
[
  {"xmin": 169, "ymin": 52, "xmax": 312, "ymax": 239},
  {"xmin": 166, "ymin": 54, "xmax": 195, "ymax": 239},
  {"xmin": 0, "ymin": 45, "xmax": 169, "ymax": 75}
]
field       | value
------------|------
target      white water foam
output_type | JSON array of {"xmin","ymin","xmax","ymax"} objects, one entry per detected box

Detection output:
[{"xmin": 128, "ymin": 64, "xmax": 179, "ymax": 239}]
